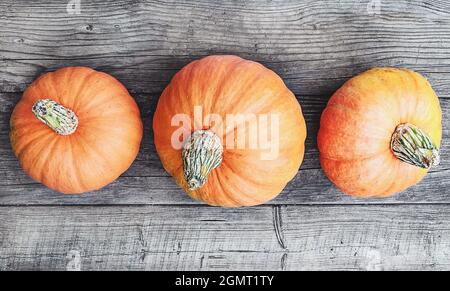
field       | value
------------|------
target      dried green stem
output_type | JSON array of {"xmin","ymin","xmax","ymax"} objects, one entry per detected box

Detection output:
[
  {"xmin": 32, "ymin": 99, "xmax": 78, "ymax": 135},
  {"xmin": 182, "ymin": 130, "xmax": 223, "ymax": 190},
  {"xmin": 390, "ymin": 123, "xmax": 440, "ymax": 169}
]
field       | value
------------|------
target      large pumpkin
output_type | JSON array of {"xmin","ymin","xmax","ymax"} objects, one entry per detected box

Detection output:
[
  {"xmin": 10, "ymin": 67, "xmax": 143, "ymax": 194},
  {"xmin": 153, "ymin": 55, "xmax": 306, "ymax": 207},
  {"xmin": 318, "ymin": 68, "xmax": 441, "ymax": 197}
]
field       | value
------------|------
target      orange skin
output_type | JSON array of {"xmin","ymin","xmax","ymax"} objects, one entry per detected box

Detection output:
[
  {"xmin": 10, "ymin": 67, "xmax": 143, "ymax": 194},
  {"xmin": 153, "ymin": 55, "xmax": 307, "ymax": 207},
  {"xmin": 318, "ymin": 68, "xmax": 442, "ymax": 197}
]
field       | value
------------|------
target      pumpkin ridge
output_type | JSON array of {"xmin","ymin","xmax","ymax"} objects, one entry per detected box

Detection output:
[
  {"xmin": 78, "ymin": 112, "xmax": 136, "ymax": 123},
  {"xmin": 76, "ymin": 134, "xmax": 118, "ymax": 191},
  {"xmin": 77, "ymin": 93, "xmax": 135, "ymax": 119},
  {"xmin": 79, "ymin": 83, "xmax": 132, "ymax": 114},
  {"xmin": 16, "ymin": 134, "xmax": 55, "ymax": 175},
  {"xmin": 15, "ymin": 132, "xmax": 58, "ymax": 181},
  {"xmin": 322, "ymin": 102, "xmax": 395, "ymax": 140},
  {"xmin": 211, "ymin": 64, "xmax": 268, "ymax": 117},
  {"xmin": 318, "ymin": 126, "xmax": 390, "ymax": 161},
  {"xmin": 322, "ymin": 155, "xmax": 391, "ymax": 197},
  {"xmin": 59, "ymin": 67, "xmax": 78, "ymax": 105},
  {"xmin": 37, "ymin": 137, "xmax": 61, "ymax": 186},
  {"xmin": 210, "ymin": 58, "xmax": 245, "ymax": 113},
  {"xmin": 224, "ymin": 149, "xmax": 297, "ymax": 186},
  {"xmin": 320, "ymin": 104, "xmax": 395, "ymax": 141},
  {"xmin": 369, "ymin": 156, "xmax": 400, "ymax": 197},
  {"xmin": 391, "ymin": 70, "xmax": 406, "ymax": 124},
  {"xmin": 219, "ymin": 157, "xmax": 262, "ymax": 193},
  {"xmin": 221, "ymin": 88, "xmax": 289, "ymax": 140},
  {"xmin": 380, "ymin": 158, "xmax": 401, "ymax": 196},
  {"xmin": 329, "ymin": 79, "xmax": 401, "ymax": 125},
  {"xmin": 71, "ymin": 68, "xmax": 98, "ymax": 111},
  {"xmin": 191, "ymin": 57, "xmax": 244, "ymax": 122},
  {"xmin": 209, "ymin": 167, "xmax": 243, "ymax": 207},
  {"xmin": 320, "ymin": 148, "xmax": 391, "ymax": 162},
  {"xmin": 204, "ymin": 57, "xmax": 247, "ymax": 119},
  {"xmin": 173, "ymin": 61, "xmax": 198, "ymax": 125},
  {"xmin": 218, "ymin": 160, "xmax": 276, "ymax": 206},
  {"xmin": 48, "ymin": 70, "xmax": 62, "ymax": 103},
  {"xmin": 405, "ymin": 69, "xmax": 421, "ymax": 122},
  {"xmin": 34, "ymin": 70, "xmax": 60, "ymax": 104},
  {"xmin": 76, "ymin": 133, "xmax": 119, "ymax": 175},
  {"xmin": 80, "ymin": 115, "xmax": 142, "ymax": 139},
  {"xmin": 65, "ymin": 134, "xmax": 84, "ymax": 193},
  {"xmin": 195, "ymin": 170, "xmax": 224, "ymax": 206},
  {"xmin": 69, "ymin": 135, "xmax": 90, "ymax": 192},
  {"xmin": 13, "ymin": 128, "xmax": 53, "ymax": 159}
]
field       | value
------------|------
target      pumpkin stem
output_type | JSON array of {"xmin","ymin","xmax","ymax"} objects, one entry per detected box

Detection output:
[
  {"xmin": 390, "ymin": 123, "xmax": 440, "ymax": 169},
  {"xmin": 182, "ymin": 130, "xmax": 223, "ymax": 190},
  {"xmin": 32, "ymin": 99, "xmax": 78, "ymax": 135}
]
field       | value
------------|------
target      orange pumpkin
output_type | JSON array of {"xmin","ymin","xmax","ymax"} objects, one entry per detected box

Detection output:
[
  {"xmin": 153, "ymin": 55, "xmax": 306, "ymax": 207},
  {"xmin": 318, "ymin": 68, "xmax": 441, "ymax": 197},
  {"xmin": 10, "ymin": 67, "xmax": 143, "ymax": 194}
]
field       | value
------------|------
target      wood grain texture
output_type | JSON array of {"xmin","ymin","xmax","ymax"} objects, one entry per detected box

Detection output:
[
  {"xmin": 1, "ymin": 0, "xmax": 450, "ymax": 271},
  {"xmin": 0, "ymin": 205, "xmax": 449, "ymax": 271},
  {"xmin": 2, "ymin": 0, "xmax": 450, "ymax": 95}
]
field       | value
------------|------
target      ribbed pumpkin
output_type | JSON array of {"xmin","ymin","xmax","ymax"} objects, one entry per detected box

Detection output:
[
  {"xmin": 153, "ymin": 55, "xmax": 306, "ymax": 207},
  {"xmin": 10, "ymin": 67, "xmax": 143, "ymax": 194},
  {"xmin": 318, "ymin": 68, "xmax": 442, "ymax": 197}
]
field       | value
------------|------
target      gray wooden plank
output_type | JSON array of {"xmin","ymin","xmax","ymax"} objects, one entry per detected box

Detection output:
[
  {"xmin": 0, "ymin": 205, "xmax": 449, "ymax": 270},
  {"xmin": 1, "ymin": 0, "xmax": 450, "ymax": 96},
  {"xmin": 1, "ymin": 90, "xmax": 449, "ymax": 205}
]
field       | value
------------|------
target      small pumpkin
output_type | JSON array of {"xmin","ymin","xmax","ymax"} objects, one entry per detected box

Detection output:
[
  {"xmin": 318, "ymin": 68, "xmax": 441, "ymax": 197},
  {"xmin": 10, "ymin": 67, "xmax": 143, "ymax": 194},
  {"xmin": 153, "ymin": 55, "xmax": 306, "ymax": 207}
]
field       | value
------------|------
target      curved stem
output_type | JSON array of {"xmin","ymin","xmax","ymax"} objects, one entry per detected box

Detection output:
[
  {"xmin": 182, "ymin": 130, "xmax": 223, "ymax": 190},
  {"xmin": 32, "ymin": 99, "xmax": 78, "ymax": 136},
  {"xmin": 390, "ymin": 123, "xmax": 440, "ymax": 169}
]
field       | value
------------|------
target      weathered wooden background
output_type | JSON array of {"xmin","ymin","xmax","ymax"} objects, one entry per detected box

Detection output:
[{"xmin": 0, "ymin": 0, "xmax": 449, "ymax": 271}]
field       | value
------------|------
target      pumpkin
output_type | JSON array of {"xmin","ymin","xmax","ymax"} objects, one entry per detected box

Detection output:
[
  {"xmin": 10, "ymin": 67, "xmax": 143, "ymax": 194},
  {"xmin": 318, "ymin": 68, "xmax": 441, "ymax": 197},
  {"xmin": 153, "ymin": 55, "xmax": 306, "ymax": 207}
]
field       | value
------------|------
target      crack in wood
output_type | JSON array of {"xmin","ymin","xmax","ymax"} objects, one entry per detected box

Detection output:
[
  {"xmin": 200, "ymin": 254, "xmax": 205, "ymax": 269},
  {"xmin": 281, "ymin": 253, "xmax": 288, "ymax": 270},
  {"xmin": 137, "ymin": 226, "xmax": 148, "ymax": 262},
  {"xmin": 176, "ymin": 242, "xmax": 182, "ymax": 255},
  {"xmin": 272, "ymin": 206, "xmax": 287, "ymax": 250}
]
